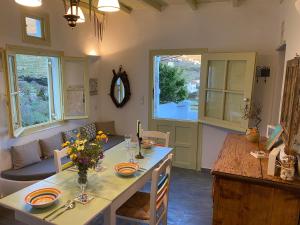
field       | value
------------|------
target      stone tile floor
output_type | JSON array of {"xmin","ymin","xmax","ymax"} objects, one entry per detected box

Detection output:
[{"xmin": 0, "ymin": 168, "xmax": 212, "ymax": 225}]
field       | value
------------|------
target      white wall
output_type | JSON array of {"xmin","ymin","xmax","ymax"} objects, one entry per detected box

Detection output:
[
  {"xmin": 0, "ymin": 0, "xmax": 102, "ymax": 170},
  {"xmin": 98, "ymin": 0, "xmax": 282, "ymax": 169}
]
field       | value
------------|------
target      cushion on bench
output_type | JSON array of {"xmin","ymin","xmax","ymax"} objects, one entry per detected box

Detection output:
[
  {"xmin": 103, "ymin": 135, "xmax": 124, "ymax": 151},
  {"xmin": 1, "ymin": 135, "xmax": 124, "ymax": 182},
  {"xmin": 1, "ymin": 157, "xmax": 70, "ymax": 181}
]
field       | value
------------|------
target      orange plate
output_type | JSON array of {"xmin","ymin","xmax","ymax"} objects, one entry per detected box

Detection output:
[
  {"xmin": 114, "ymin": 162, "xmax": 139, "ymax": 177},
  {"xmin": 24, "ymin": 188, "xmax": 61, "ymax": 209}
]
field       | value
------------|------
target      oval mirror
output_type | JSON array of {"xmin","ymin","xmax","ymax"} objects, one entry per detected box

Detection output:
[
  {"xmin": 114, "ymin": 77, "xmax": 125, "ymax": 104},
  {"xmin": 110, "ymin": 66, "xmax": 131, "ymax": 108}
]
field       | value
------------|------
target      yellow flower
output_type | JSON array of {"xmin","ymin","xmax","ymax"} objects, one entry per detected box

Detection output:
[
  {"xmin": 67, "ymin": 147, "xmax": 72, "ymax": 155},
  {"xmin": 70, "ymin": 154, "xmax": 77, "ymax": 160},
  {"xmin": 98, "ymin": 131, "xmax": 104, "ymax": 135},
  {"xmin": 100, "ymin": 133, "xmax": 108, "ymax": 140},
  {"xmin": 61, "ymin": 141, "xmax": 70, "ymax": 148},
  {"xmin": 78, "ymin": 145, "xmax": 84, "ymax": 151},
  {"xmin": 77, "ymin": 133, "xmax": 81, "ymax": 138}
]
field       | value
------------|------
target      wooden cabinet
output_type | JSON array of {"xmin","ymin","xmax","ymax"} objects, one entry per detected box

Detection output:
[{"xmin": 212, "ymin": 135, "xmax": 300, "ymax": 225}]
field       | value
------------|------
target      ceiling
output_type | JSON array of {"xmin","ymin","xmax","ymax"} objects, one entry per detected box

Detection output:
[{"xmin": 81, "ymin": 0, "xmax": 243, "ymax": 14}]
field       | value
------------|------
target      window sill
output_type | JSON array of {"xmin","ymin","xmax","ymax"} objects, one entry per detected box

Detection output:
[{"xmin": 17, "ymin": 120, "xmax": 67, "ymax": 138}]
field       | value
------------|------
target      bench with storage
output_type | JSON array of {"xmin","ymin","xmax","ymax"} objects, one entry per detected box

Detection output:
[{"xmin": 0, "ymin": 121, "xmax": 124, "ymax": 197}]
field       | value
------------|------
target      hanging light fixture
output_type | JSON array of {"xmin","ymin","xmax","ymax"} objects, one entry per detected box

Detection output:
[
  {"xmin": 63, "ymin": 0, "xmax": 85, "ymax": 27},
  {"xmin": 15, "ymin": 0, "xmax": 42, "ymax": 7},
  {"xmin": 98, "ymin": 0, "xmax": 120, "ymax": 12},
  {"xmin": 67, "ymin": 5, "xmax": 85, "ymax": 23}
]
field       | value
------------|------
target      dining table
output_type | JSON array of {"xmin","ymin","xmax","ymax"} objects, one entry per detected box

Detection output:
[{"xmin": 0, "ymin": 141, "xmax": 173, "ymax": 225}]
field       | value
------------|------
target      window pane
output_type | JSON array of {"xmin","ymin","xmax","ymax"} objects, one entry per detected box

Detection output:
[
  {"xmin": 25, "ymin": 17, "xmax": 43, "ymax": 38},
  {"xmin": 205, "ymin": 91, "xmax": 223, "ymax": 119},
  {"xmin": 227, "ymin": 60, "xmax": 246, "ymax": 91},
  {"xmin": 64, "ymin": 59, "xmax": 86, "ymax": 117},
  {"xmin": 224, "ymin": 93, "xmax": 243, "ymax": 123},
  {"xmin": 10, "ymin": 94, "xmax": 20, "ymax": 130},
  {"xmin": 16, "ymin": 54, "xmax": 50, "ymax": 127},
  {"xmin": 153, "ymin": 54, "xmax": 201, "ymax": 121},
  {"xmin": 49, "ymin": 57, "xmax": 62, "ymax": 120},
  {"xmin": 207, "ymin": 60, "xmax": 226, "ymax": 89},
  {"xmin": 8, "ymin": 56, "xmax": 17, "ymax": 93}
]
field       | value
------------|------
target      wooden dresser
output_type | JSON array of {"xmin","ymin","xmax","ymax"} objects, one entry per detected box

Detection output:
[{"xmin": 212, "ymin": 134, "xmax": 300, "ymax": 225}]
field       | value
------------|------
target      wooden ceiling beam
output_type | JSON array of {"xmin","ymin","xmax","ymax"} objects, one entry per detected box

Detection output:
[
  {"xmin": 140, "ymin": 0, "xmax": 168, "ymax": 12},
  {"xmin": 119, "ymin": 2, "xmax": 133, "ymax": 14},
  {"xmin": 186, "ymin": 0, "xmax": 198, "ymax": 10}
]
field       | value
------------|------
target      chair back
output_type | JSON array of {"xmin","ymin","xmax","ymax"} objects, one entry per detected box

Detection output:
[
  {"xmin": 141, "ymin": 130, "xmax": 170, "ymax": 147},
  {"xmin": 149, "ymin": 154, "xmax": 173, "ymax": 225},
  {"xmin": 53, "ymin": 148, "xmax": 72, "ymax": 173}
]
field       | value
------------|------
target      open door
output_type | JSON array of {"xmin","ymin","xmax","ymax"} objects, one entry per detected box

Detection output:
[
  {"xmin": 62, "ymin": 57, "xmax": 89, "ymax": 120},
  {"xmin": 199, "ymin": 52, "xmax": 256, "ymax": 131},
  {"xmin": 149, "ymin": 50, "xmax": 256, "ymax": 170}
]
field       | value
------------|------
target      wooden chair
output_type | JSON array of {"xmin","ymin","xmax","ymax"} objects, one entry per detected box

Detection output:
[
  {"xmin": 116, "ymin": 154, "xmax": 173, "ymax": 225},
  {"xmin": 141, "ymin": 130, "xmax": 170, "ymax": 147},
  {"xmin": 53, "ymin": 148, "xmax": 73, "ymax": 173}
]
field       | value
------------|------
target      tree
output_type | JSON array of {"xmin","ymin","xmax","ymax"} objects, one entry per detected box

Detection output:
[{"xmin": 159, "ymin": 63, "xmax": 188, "ymax": 104}]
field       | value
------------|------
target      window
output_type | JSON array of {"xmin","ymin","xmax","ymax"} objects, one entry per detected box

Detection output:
[
  {"xmin": 6, "ymin": 46, "xmax": 89, "ymax": 137},
  {"xmin": 199, "ymin": 53, "xmax": 256, "ymax": 131},
  {"xmin": 152, "ymin": 54, "xmax": 202, "ymax": 121},
  {"xmin": 25, "ymin": 17, "xmax": 43, "ymax": 38},
  {"xmin": 7, "ymin": 54, "xmax": 62, "ymax": 135},
  {"xmin": 21, "ymin": 12, "xmax": 51, "ymax": 46}
]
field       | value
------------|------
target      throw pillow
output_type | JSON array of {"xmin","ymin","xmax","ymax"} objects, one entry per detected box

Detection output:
[
  {"xmin": 62, "ymin": 128, "xmax": 80, "ymax": 143},
  {"xmin": 11, "ymin": 140, "xmax": 42, "ymax": 169},
  {"xmin": 95, "ymin": 121, "xmax": 116, "ymax": 135},
  {"xmin": 80, "ymin": 123, "xmax": 96, "ymax": 141},
  {"xmin": 40, "ymin": 133, "xmax": 63, "ymax": 158}
]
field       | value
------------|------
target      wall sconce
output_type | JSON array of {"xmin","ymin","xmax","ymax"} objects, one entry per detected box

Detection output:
[{"xmin": 256, "ymin": 66, "xmax": 270, "ymax": 83}]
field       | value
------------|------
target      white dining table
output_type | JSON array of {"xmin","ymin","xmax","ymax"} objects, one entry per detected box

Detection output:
[{"xmin": 0, "ymin": 141, "xmax": 173, "ymax": 225}]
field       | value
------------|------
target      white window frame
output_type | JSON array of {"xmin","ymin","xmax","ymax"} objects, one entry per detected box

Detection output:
[
  {"xmin": 4, "ymin": 45, "xmax": 89, "ymax": 137},
  {"xmin": 21, "ymin": 10, "xmax": 51, "ymax": 46}
]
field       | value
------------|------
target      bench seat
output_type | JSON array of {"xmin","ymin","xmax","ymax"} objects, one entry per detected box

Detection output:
[{"xmin": 1, "ymin": 135, "xmax": 125, "ymax": 182}]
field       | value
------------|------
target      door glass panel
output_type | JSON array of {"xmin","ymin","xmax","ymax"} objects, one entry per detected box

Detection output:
[
  {"xmin": 205, "ymin": 91, "xmax": 223, "ymax": 119},
  {"xmin": 153, "ymin": 54, "xmax": 201, "ymax": 121},
  {"xmin": 227, "ymin": 60, "xmax": 246, "ymax": 91},
  {"xmin": 224, "ymin": 93, "xmax": 243, "ymax": 123},
  {"xmin": 207, "ymin": 60, "xmax": 226, "ymax": 89}
]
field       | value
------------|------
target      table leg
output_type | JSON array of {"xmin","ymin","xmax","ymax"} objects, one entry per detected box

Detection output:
[
  {"xmin": 103, "ymin": 207, "xmax": 111, "ymax": 225},
  {"xmin": 110, "ymin": 207, "xmax": 117, "ymax": 225}
]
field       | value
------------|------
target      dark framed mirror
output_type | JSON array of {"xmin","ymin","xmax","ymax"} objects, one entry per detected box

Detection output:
[{"xmin": 110, "ymin": 66, "xmax": 131, "ymax": 108}]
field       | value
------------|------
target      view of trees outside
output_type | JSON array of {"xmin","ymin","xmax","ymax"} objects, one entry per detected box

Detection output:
[
  {"xmin": 16, "ymin": 54, "xmax": 50, "ymax": 127},
  {"xmin": 154, "ymin": 55, "xmax": 201, "ymax": 121}
]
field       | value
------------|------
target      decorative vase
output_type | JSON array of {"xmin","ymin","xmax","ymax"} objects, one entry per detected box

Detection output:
[
  {"xmin": 246, "ymin": 128, "xmax": 260, "ymax": 143},
  {"xmin": 77, "ymin": 169, "xmax": 88, "ymax": 188},
  {"xmin": 77, "ymin": 169, "xmax": 88, "ymax": 202}
]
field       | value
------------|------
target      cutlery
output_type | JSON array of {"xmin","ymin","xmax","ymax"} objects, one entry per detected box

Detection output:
[
  {"xmin": 49, "ymin": 201, "xmax": 76, "ymax": 222},
  {"xmin": 43, "ymin": 200, "xmax": 71, "ymax": 220},
  {"xmin": 139, "ymin": 167, "xmax": 147, "ymax": 171}
]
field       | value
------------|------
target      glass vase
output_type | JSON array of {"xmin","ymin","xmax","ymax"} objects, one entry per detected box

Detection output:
[{"xmin": 77, "ymin": 169, "xmax": 88, "ymax": 203}]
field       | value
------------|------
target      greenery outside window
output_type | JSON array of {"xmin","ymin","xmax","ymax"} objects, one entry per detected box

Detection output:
[
  {"xmin": 5, "ymin": 46, "xmax": 89, "ymax": 137},
  {"xmin": 21, "ymin": 11, "xmax": 51, "ymax": 46}
]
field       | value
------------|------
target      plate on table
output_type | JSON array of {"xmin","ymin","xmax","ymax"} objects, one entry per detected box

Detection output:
[
  {"xmin": 115, "ymin": 162, "xmax": 139, "ymax": 177},
  {"xmin": 142, "ymin": 139, "xmax": 155, "ymax": 149},
  {"xmin": 25, "ymin": 188, "xmax": 61, "ymax": 209}
]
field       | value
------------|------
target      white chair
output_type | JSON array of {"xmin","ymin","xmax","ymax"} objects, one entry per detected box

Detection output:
[
  {"xmin": 116, "ymin": 154, "xmax": 173, "ymax": 225},
  {"xmin": 53, "ymin": 148, "xmax": 72, "ymax": 173},
  {"xmin": 141, "ymin": 130, "xmax": 170, "ymax": 147}
]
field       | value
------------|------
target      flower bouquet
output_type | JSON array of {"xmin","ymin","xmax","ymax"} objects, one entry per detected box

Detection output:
[{"xmin": 62, "ymin": 131, "xmax": 108, "ymax": 201}]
